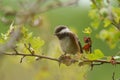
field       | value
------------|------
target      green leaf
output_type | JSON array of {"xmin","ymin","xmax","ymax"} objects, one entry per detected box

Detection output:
[
  {"xmin": 91, "ymin": 21, "xmax": 100, "ymax": 29},
  {"xmin": 82, "ymin": 27, "xmax": 92, "ymax": 34},
  {"xmin": 113, "ymin": 7, "xmax": 120, "ymax": 16},
  {"xmin": 114, "ymin": 32, "xmax": 120, "ymax": 41},
  {"xmin": 29, "ymin": 37, "xmax": 44, "ymax": 48},
  {"xmin": 104, "ymin": 19, "xmax": 111, "ymax": 27},
  {"xmin": 15, "ymin": 27, "xmax": 45, "ymax": 54},
  {"xmin": 115, "ymin": 17, "xmax": 120, "ymax": 24},
  {"xmin": 1, "ymin": 33, "xmax": 8, "ymax": 40},
  {"xmin": 24, "ymin": 37, "xmax": 45, "ymax": 54},
  {"xmin": 87, "ymin": 49, "xmax": 104, "ymax": 60},
  {"xmin": 94, "ymin": 49, "xmax": 104, "ymax": 59},
  {"xmin": 87, "ymin": 53, "xmax": 96, "ymax": 60},
  {"xmin": 99, "ymin": 29, "xmax": 109, "ymax": 40},
  {"xmin": 88, "ymin": 10, "xmax": 98, "ymax": 19},
  {"xmin": 21, "ymin": 27, "xmax": 28, "ymax": 38},
  {"xmin": 91, "ymin": 4, "xmax": 96, "ymax": 9}
]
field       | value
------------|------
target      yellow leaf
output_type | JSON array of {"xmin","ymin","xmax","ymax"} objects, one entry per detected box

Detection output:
[{"xmin": 83, "ymin": 27, "xmax": 92, "ymax": 34}]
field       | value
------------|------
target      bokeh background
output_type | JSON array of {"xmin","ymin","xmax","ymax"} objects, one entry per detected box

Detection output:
[{"xmin": 0, "ymin": 0, "xmax": 120, "ymax": 80}]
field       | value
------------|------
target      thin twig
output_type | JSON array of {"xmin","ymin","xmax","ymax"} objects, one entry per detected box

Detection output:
[
  {"xmin": 20, "ymin": 56, "xmax": 25, "ymax": 63},
  {"xmin": 2, "ymin": 52, "xmax": 59, "ymax": 62},
  {"xmin": 13, "ymin": 47, "xmax": 19, "ymax": 54},
  {"xmin": 90, "ymin": 62, "xmax": 104, "ymax": 70},
  {"xmin": 24, "ymin": 43, "xmax": 34, "ymax": 55},
  {"xmin": 112, "ymin": 72, "xmax": 115, "ymax": 80}
]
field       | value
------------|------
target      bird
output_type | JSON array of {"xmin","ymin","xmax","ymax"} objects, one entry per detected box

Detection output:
[{"xmin": 54, "ymin": 25, "xmax": 83, "ymax": 55}]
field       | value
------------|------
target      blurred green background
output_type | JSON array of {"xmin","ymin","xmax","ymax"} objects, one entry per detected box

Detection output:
[{"xmin": 0, "ymin": 0, "xmax": 120, "ymax": 80}]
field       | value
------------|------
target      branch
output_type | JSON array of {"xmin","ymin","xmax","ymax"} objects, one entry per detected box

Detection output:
[
  {"xmin": 82, "ymin": 59, "xmax": 120, "ymax": 64},
  {"xmin": 1, "ymin": 51, "xmax": 120, "ymax": 67},
  {"xmin": 2, "ymin": 52, "xmax": 59, "ymax": 62},
  {"xmin": 0, "ymin": 0, "xmax": 79, "ymax": 25},
  {"xmin": 1, "ymin": 37, "xmax": 120, "ymax": 66}
]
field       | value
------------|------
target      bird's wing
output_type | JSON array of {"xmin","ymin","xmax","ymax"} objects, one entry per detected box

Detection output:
[
  {"xmin": 69, "ymin": 32, "xmax": 83, "ymax": 53},
  {"xmin": 78, "ymin": 38, "xmax": 83, "ymax": 53}
]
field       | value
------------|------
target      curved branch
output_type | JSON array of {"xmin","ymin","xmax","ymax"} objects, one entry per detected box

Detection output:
[
  {"xmin": 1, "ymin": 42, "xmax": 120, "ymax": 65},
  {"xmin": 1, "ymin": 52, "xmax": 120, "ymax": 65}
]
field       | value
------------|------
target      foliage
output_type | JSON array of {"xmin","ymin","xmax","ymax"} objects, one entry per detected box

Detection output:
[
  {"xmin": 0, "ymin": 0, "xmax": 120, "ymax": 80},
  {"xmin": 89, "ymin": 0, "xmax": 120, "ymax": 49},
  {"xmin": 0, "ymin": 24, "xmax": 45, "ymax": 62},
  {"xmin": 86, "ymin": 49, "xmax": 104, "ymax": 60}
]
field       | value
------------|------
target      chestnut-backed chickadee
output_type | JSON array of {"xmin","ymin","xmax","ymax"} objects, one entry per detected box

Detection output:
[{"xmin": 54, "ymin": 25, "xmax": 83, "ymax": 55}]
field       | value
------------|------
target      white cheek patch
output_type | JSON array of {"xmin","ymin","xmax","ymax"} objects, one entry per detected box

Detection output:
[{"xmin": 59, "ymin": 28, "xmax": 71, "ymax": 33}]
